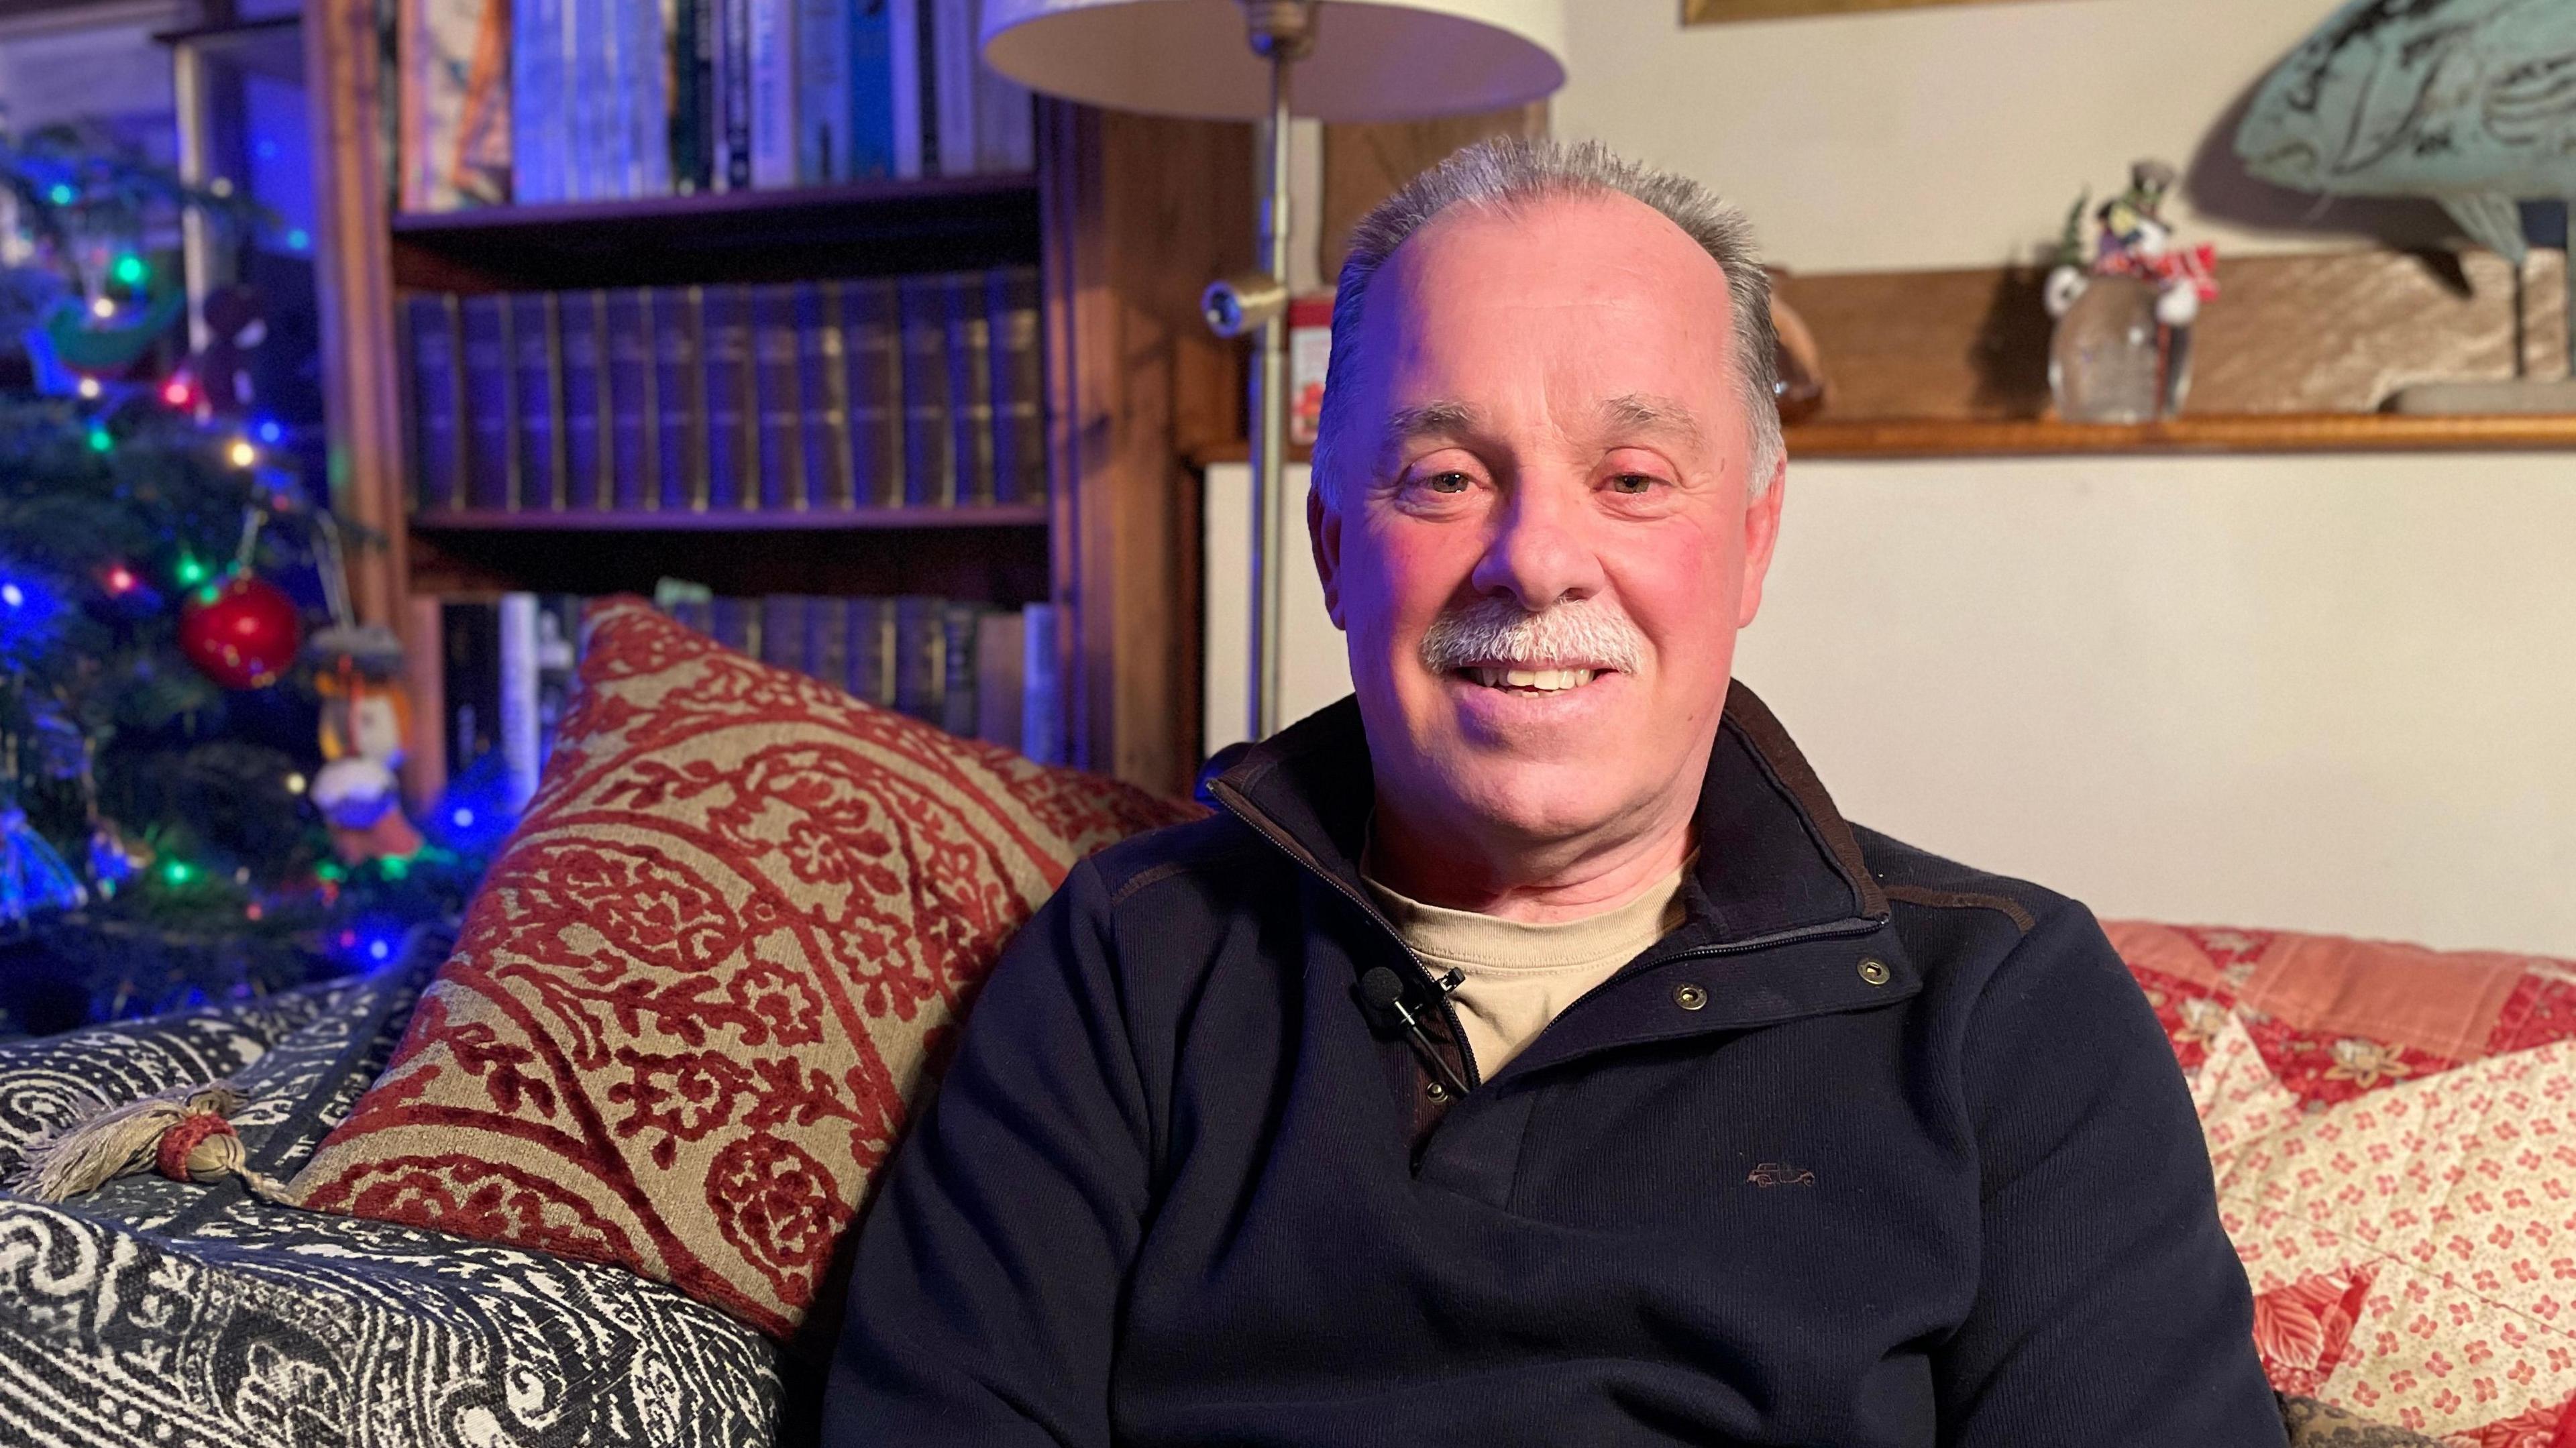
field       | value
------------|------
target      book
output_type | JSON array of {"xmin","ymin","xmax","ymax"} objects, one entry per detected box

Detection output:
[
  {"xmin": 939, "ymin": 601, "xmax": 981, "ymax": 737},
  {"xmin": 402, "ymin": 0, "xmax": 513, "ymax": 211},
  {"xmin": 971, "ymin": 0, "xmax": 1034, "ymax": 174},
  {"xmin": 669, "ymin": 0, "xmax": 711, "ymax": 193},
  {"xmin": 605, "ymin": 288, "xmax": 657, "ymax": 509},
  {"xmin": 535, "ymin": 594, "xmax": 584, "ymax": 771},
  {"xmin": 507, "ymin": 0, "xmax": 558, "ymax": 203},
  {"xmin": 806, "ymin": 593, "xmax": 850, "ymax": 690},
  {"xmin": 759, "ymin": 593, "xmax": 808, "ymax": 669},
  {"xmin": 623, "ymin": 0, "xmax": 671, "ymax": 197},
  {"xmin": 720, "ymin": 0, "xmax": 753, "ymax": 190},
  {"xmin": 651, "ymin": 288, "xmax": 708, "ymax": 509},
  {"xmin": 749, "ymin": 0, "xmax": 796, "ymax": 188},
  {"xmin": 751, "ymin": 282, "xmax": 806, "ymax": 510},
  {"xmin": 939, "ymin": 272, "xmax": 996, "ymax": 504},
  {"xmin": 708, "ymin": 595, "xmax": 759, "ymax": 656},
  {"xmin": 440, "ymin": 598, "xmax": 502, "ymax": 780},
  {"xmin": 928, "ymin": 0, "xmax": 975, "ymax": 177},
  {"xmin": 510, "ymin": 291, "xmax": 564, "ymax": 510},
  {"xmin": 974, "ymin": 606, "xmax": 1024, "ymax": 748},
  {"xmin": 458, "ymin": 293, "xmax": 514, "ymax": 509},
  {"xmin": 497, "ymin": 592, "xmax": 543, "ymax": 807},
  {"xmin": 987, "ymin": 267, "xmax": 1044, "ymax": 504},
  {"xmin": 892, "ymin": 595, "xmax": 945, "ymax": 721},
  {"xmin": 842, "ymin": 278, "xmax": 904, "ymax": 507},
  {"xmin": 888, "ymin": 0, "xmax": 924, "ymax": 180},
  {"xmin": 559, "ymin": 290, "xmax": 606, "ymax": 510},
  {"xmin": 847, "ymin": 0, "xmax": 897, "ymax": 180},
  {"xmin": 566, "ymin": 0, "xmax": 609, "ymax": 200},
  {"xmin": 405, "ymin": 292, "xmax": 464, "ymax": 512},
  {"xmin": 847, "ymin": 596, "xmax": 896, "ymax": 706},
  {"xmin": 1020, "ymin": 601, "xmax": 1059, "ymax": 764},
  {"xmin": 895, "ymin": 275, "xmax": 955, "ymax": 506},
  {"xmin": 794, "ymin": 0, "xmax": 854, "ymax": 182},
  {"xmin": 701, "ymin": 283, "xmax": 755, "ymax": 510},
  {"xmin": 796, "ymin": 282, "xmax": 855, "ymax": 510}
]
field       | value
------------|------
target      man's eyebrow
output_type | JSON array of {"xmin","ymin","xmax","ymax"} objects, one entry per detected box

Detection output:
[
  {"xmin": 1597, "ymin": 392, "xmax": 1705, "ymax": 443},
  {"xmin": 1384, "ymin": 400, "xmax": 1485, "ymax": 445}
]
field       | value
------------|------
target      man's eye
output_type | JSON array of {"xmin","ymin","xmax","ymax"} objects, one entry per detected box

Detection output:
[
  {"xmin": 1422, "ymin": 471, "xmax": 1472, "ymax": 494},
  {"xmin": 1608, "ymin": 473, "xmax": 1660, "ymax": 494}
]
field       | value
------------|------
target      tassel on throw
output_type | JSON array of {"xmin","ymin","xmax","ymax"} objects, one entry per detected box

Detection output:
[{"xmin": 14, "ymin": 1082, "xmax": 294, "ymax": 1205}]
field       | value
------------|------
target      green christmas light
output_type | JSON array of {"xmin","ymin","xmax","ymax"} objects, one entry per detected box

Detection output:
[
  {"xmin": 314, "ymin": 861, "xmax": 346, "ymax": 883},
  {"xmin": 85, "ymin": 427, "xmax": 111, "ymax": 453},
  {"xmin": 174, "ymin": 553, "xmax": 209, "ymax": 587},
  {"xmin": 160, "ymin": 858, "xmax": 197, "ymax": 887},
  {"xmin": 111, "ymin": 254, "xmax": 148, "ymax": 286},
  {"xmin": 46, "ymin": 183, "xmax": 73, "ymax": 205},
  {"xmin": 380, "ymin": 854, "xmax": 411, "ymax": 880}
]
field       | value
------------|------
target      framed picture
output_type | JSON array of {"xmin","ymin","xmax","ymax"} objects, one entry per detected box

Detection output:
[{"xmin": 1684, "ymin": 0, "xmax": 2053, "ymax": 23}]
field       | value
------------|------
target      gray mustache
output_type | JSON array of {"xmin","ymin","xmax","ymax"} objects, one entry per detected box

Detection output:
[{"xmin": 1419, "ymin": 597, "xmax": 1647, "ymax": 675}]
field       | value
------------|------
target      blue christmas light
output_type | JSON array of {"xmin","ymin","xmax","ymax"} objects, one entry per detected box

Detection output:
[
  {"xmin": 368, "ymin": 938, "xmax": 392, "ymax": 960},
  {"xmin": 255, "ymin": 419, "xmax": 283, "ymax": 444},
  {"xmin": 451, "ymin": 806, "xmax": 476, "ymax": 828},
  {"xmin": 1, "ymin": 583, "xmax": 21, "ymax": 609},
  {"xmin": 286, "ymin": 229, "xmax": 311, "ymax": 252}
]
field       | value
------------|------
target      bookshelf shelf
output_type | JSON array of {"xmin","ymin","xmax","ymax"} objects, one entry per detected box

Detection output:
[
  {"xmin": 390, "ymin": 172, "xmax": 1038, "ymax": 237},
  {"xmin": 410, "ymin": 506, "xmax": 1052, "ymax": 533}
]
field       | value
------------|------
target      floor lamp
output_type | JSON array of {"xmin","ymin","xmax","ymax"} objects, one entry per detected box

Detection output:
[{"xmin": 981, "ymin": 0, "xmax": 1566, "ymax": 741}]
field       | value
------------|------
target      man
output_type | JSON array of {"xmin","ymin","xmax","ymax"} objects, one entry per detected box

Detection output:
[{"xmin": 825, "ymin": 138, "xmax": 2283, "ymax": 1447}]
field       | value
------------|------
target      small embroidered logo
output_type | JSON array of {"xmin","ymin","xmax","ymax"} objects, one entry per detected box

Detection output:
[{"xmin": 1746, "ymin": 1162, "xmax": 1815, "ymax": 1188}]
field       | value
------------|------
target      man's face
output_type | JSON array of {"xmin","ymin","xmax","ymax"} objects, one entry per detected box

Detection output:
[{"xmin": 1310, "ymin": 192, "xmax": 1786, "ymax": 854}]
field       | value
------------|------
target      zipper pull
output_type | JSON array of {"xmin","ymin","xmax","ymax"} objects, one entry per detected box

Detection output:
[{"xmin": 1432, "ymin": 967, "xmax": 1464, "ymax": 996}]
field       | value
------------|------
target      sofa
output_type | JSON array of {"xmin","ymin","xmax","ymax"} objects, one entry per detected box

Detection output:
[{"xmin": 1, "ymin": 600, "xmax": 2563, "ymax": 1447}]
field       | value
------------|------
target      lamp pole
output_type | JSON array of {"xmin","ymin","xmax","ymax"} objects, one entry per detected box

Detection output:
[{"xmin": 1210, "ymin": 1, "xmax": 1314, "ymax": 742}]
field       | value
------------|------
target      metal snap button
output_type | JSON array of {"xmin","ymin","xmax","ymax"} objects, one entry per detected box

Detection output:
[
  {"xmin": 1424, "ymin": 1080, "xmax": 1450, "ymax": 1101},
  {"xmin": 1673, "ymin": 983, "xmax": 1707, "ymax": 1011},
  {"xmin": 1858, "ymin": 958, "xmax": 1892, "ymax": 987}
]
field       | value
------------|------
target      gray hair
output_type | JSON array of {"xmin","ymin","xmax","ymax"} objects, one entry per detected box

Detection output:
[{"xmin": 1310, "ymin": 136, "xmax": 1782, "ymax": 501}]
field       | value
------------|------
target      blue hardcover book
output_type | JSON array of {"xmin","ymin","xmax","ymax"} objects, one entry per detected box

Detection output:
[
  {"xmin": 510, "ymin": 291, "xmax": 564, "ymax": 510},
  {"xmin": 796, "ymin": 282, "xmax": 855, "ymax": 509},
  {"xmin": 804, "ymin": 594, "xmax": 848, "ymax": 690},
  {"xmin": 750, "ymin": 282, "xmax": 806, "ymax": 510},
  {"xmin": 985, "ymin": 266, "xmax": 1044, "ymax": 504},
  {"xmin": 794, "ymin": 0, "xmax": 853, "ymax": 182},
  {"xmin": 669, "ymin": 0, "xmax": 712, "ymax": 192},
  {"xmin": 652, "ymin": 288, "xmax": 708, "ymax": 510},
  {"xmin": 700, "ymin": 282, "xmax": 755, "ymax": 510},
  {"xmin": 895, "ymin": 274, "xmax": 954, "ymax": 507},
  {"xmin": 559, "ymin": 290, "xmax": 606, "ymax": 510},
  {"xmin": 759, "ymin": 594, "xmax": 808, "ymax": 669},
  {"xmin": 625, "ymin": 0, "xmax": 670, "ymax": 197},
  {"xmin": 405, "ymin": 293, "xmax": 464, "ymax": 512},
  {"xmin": 605, "ymin": 288, "xmax": 655, "ymax": 508},
  {"xmin": 841, "ymin": 278, "xmax": 904, "ymax": 507},
  {"xmin": 847, "ymin": 0, "xmax": 896, "ymax": 180},
  {"xmin": 564, "ymin": 0, "xmax": 600, "ymax": 200},
  {"xmin": 749, "ymin": 0, "xmax": 795, "ymax": 188},
  {"xmin": 941, "ymin": 271, "xmax": 996, "ymax": 505},
  {"xmin": 510, "ymin": 0, "xmax": 554, "ymax": 203},
  {"xmin": 459, "ymin": 293, "xmax": 514, "ymax": 509},
  {"xmin": 720, "ymin": 0, "xmax": 753, "ymax": 189},
  {"xmin": 847, "ymin": 596, "xmax": 896, "ymax": 706},
  {"xmin": 888, "ymin": 0, "xmax": 923, "ymax": 178}
]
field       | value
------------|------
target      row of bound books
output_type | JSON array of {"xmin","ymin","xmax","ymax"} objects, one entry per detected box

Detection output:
[
  {"xmin": 437, "ymin": 592, "xmax": 1061, "ymax": 810},
  {"xmin": 399, "ymin": 0, "xmax": 1031, "ymax": 213},
  {"xmin": 404, "ymin": 268, "xmax": 1044, "ymax": 516}
]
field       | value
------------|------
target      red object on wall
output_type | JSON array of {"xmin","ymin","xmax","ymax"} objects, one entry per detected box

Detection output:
[{"xmin": 177, "ymin": 575, "xmax": 302, "ymax": 689}]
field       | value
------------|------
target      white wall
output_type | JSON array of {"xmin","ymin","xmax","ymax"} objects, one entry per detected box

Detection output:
[
  {"xmin": 1207, "ymin": 457, "xmax": 2576, "ymax": 956},
  {"xmin": 1552, "ymin": 0, "xmax": 2467, "ymax": 274}
]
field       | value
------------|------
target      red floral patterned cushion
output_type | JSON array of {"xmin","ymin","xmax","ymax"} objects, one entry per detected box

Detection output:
[
  {"xmin": 288, "ymin": 597, "xmax": 1198, "ymax": 1338},
  {"xmin": 2106, "ymin": 922, "xmax": 2576, "ymax": 1441}
]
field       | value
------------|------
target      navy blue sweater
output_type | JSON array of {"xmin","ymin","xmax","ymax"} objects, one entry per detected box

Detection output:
[{"xmin": 823, "ymin": 687, "xmax": 2286, "ymax": 1447}]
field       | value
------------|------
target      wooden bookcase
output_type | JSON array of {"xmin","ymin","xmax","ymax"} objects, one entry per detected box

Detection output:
[{"xmin": 303, "ymin": 0, "xmax": 1249, "ymax": 801}]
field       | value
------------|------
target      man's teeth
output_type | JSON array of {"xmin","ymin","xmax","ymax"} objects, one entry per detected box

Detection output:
[{"xmin": 1467, "ymin": 666, "xmax": 1597, "ymax": 691}]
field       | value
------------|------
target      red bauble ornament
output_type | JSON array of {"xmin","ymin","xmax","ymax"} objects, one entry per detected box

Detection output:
[{"xmin": 178, "ymin": 575, "xmax": 301, "ymax": 689}]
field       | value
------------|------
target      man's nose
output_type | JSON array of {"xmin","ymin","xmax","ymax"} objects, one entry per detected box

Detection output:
[{"xmin": 1468, "ymin": 473, "xmax": 1606, "ymax": 612}]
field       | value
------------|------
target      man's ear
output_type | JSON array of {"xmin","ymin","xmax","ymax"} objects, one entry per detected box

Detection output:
[
  {"xmin": 1735, "ymin": 459, "xmax": 1787, "ymax": 630},
  {"xmin": 1308, "ymin": 474, "xmax": 1348, "ymax": 632}
]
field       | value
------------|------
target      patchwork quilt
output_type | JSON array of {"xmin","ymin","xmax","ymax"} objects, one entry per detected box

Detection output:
[{"xmin": 0, "ymin": 928, "xmax": 784, "ymax": 1448}]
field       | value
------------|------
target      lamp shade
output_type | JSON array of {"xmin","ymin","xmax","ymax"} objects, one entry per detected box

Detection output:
[{"xmin": 980, "ymin": 0, "xmax": 1566, "ymax": 123}]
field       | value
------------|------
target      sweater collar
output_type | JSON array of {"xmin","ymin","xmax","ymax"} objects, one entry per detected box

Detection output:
[{"xmin": 1205, "ymin": 681, "xmax": 1888, "ymax": 952}]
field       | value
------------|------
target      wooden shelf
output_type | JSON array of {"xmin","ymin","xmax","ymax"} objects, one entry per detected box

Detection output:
[
  {"xmin": 1192, "ymin": 413, "xmax": 2576, "ymax": 469},
  {"xmin": 1784, "ymin": 412, "xmax": 2576, "ymax": 458},
  {"xmin": 410, "ymin": 505, "xmax": 1051, "ymax": 533},
  {"xmin": 391, "ymin": 172, "xmax": 1036, "ymax": 237}
]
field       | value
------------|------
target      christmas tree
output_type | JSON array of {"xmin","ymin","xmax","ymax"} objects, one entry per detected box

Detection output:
[{"xmin": 1, "ymin": 125, "xmax": 484, "ymax": 1040}]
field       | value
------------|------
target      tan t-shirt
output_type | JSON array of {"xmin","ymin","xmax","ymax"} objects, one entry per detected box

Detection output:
[{"xmin": 1362, "ymin": 862, "xmax": 1690, "ymax": 1078}]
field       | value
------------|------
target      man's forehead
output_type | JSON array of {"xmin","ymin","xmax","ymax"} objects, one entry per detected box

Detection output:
[{"xmin": 1385, "ymin": 392, "xmax": 1706, "ymax": 443}]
